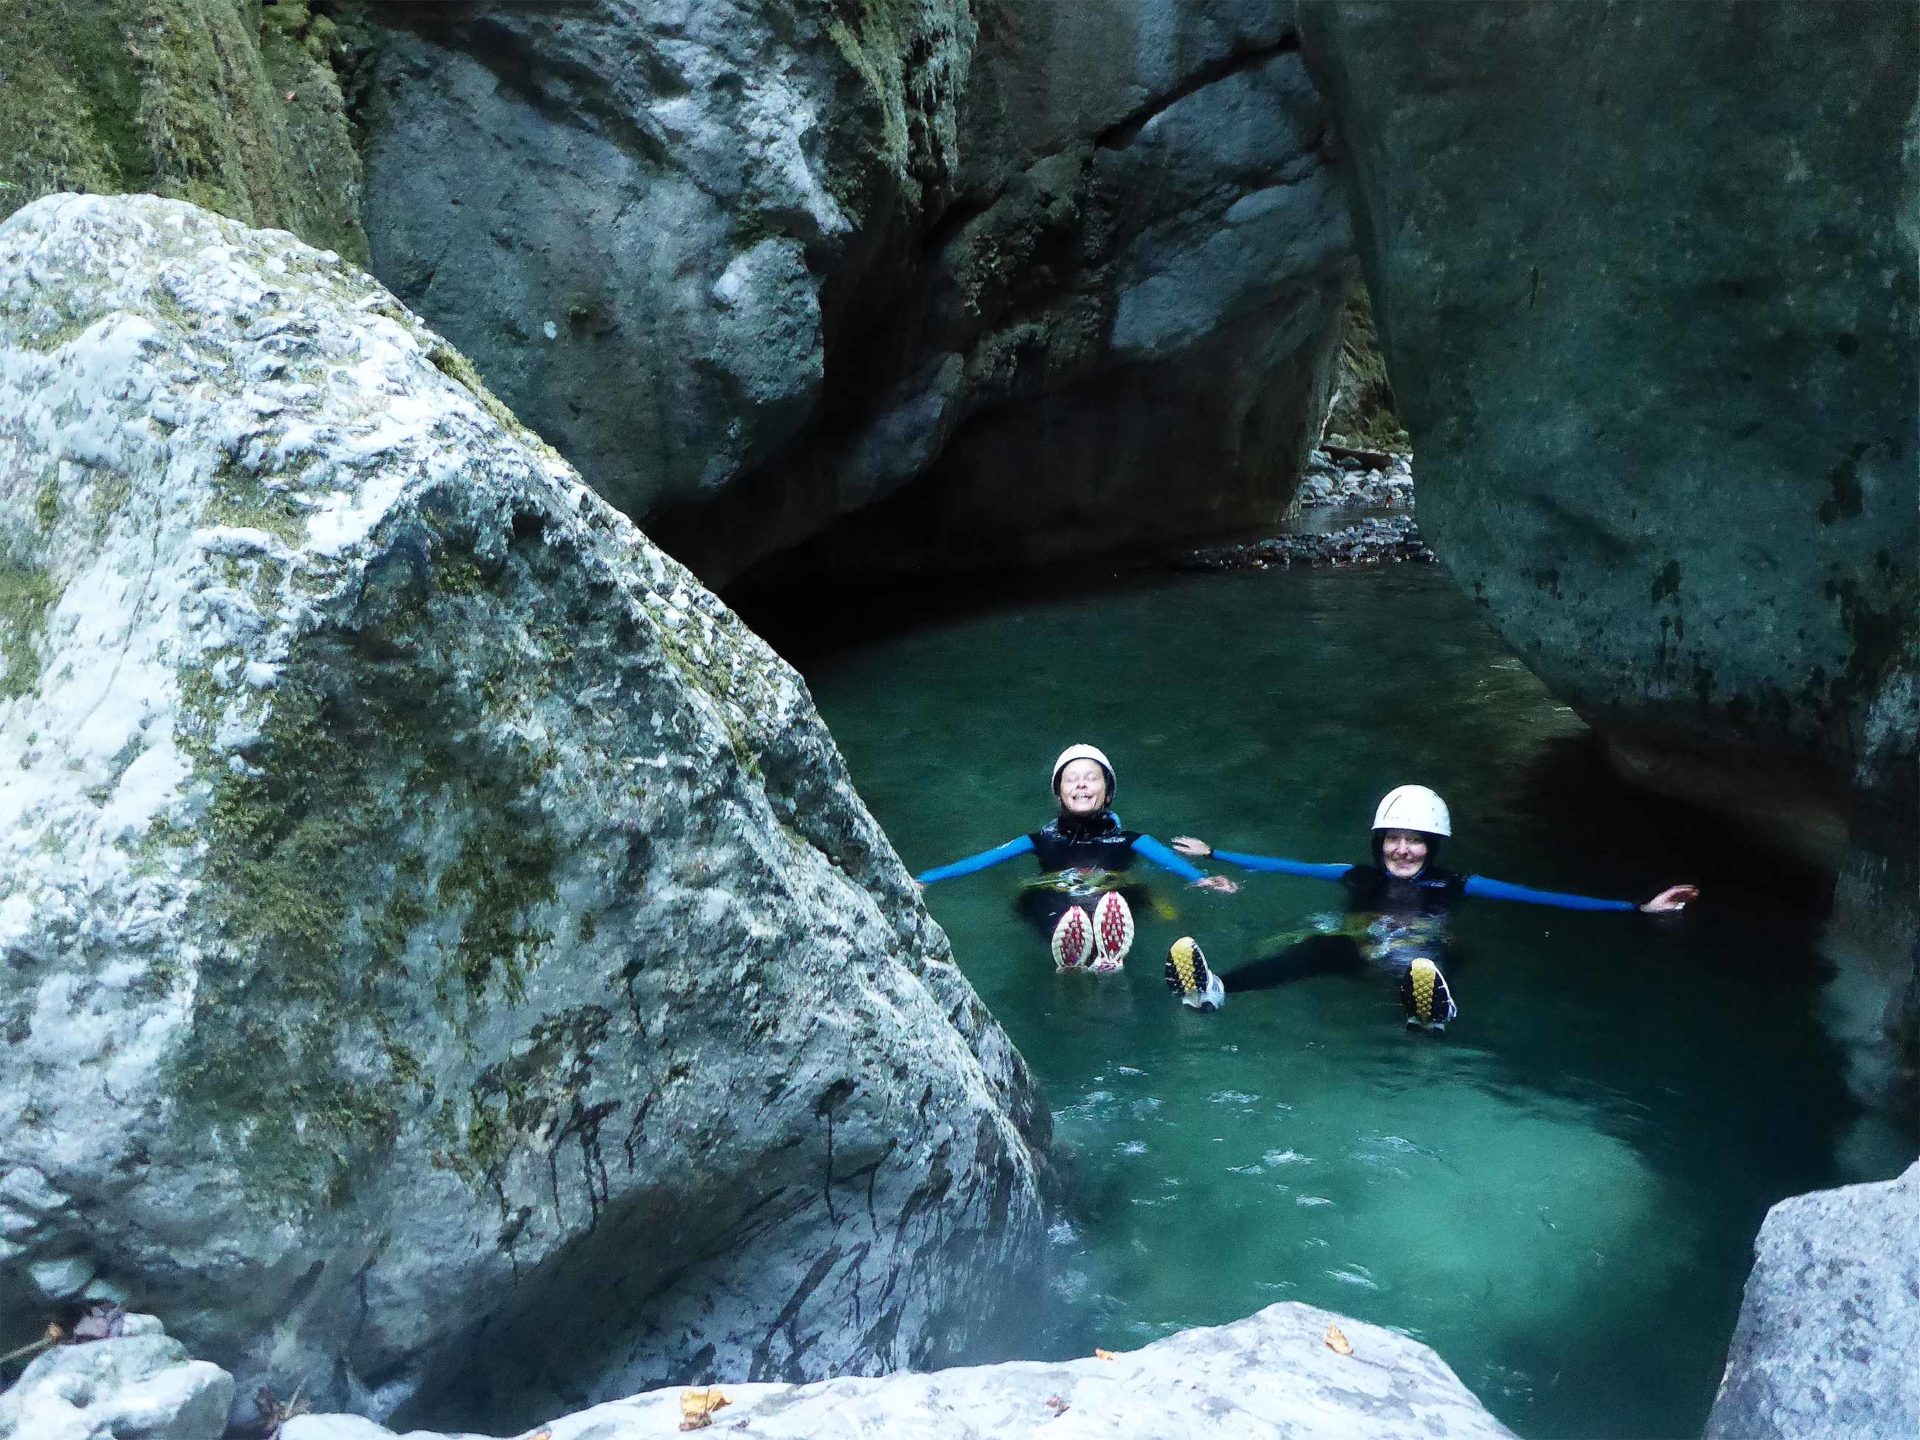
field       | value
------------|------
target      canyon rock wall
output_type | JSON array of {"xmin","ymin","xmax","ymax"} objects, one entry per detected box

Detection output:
[
  {"xmin": 357, "ymin": 1, "xmax": 1352, "ymax": 586},
  {"xmin": 1296, "ymin": 1, "xmax": 1918, "ymax": 842},
  {"xmin": 0, "ymin": 0, "xmax": 365, "ymax": 260}
]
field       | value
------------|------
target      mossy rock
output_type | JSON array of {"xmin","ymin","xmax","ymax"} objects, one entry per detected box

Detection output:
[
  {"xmin": 0, "ymin": 0, "xmax": 367, "ymax": 260},
  {"xmin": 0, "ymin": 193, "xmax": 1049, "ymax": 1431}
]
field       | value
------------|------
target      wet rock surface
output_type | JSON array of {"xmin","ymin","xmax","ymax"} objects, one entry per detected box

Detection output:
[
  {"xmin": 280, "ymin": 1302, "xmax": 1515, "ymax": 1440},
  {"xmin": 1292, "ymin": 446, "xmax": 1413, "ymax": 511},
  {"xmin": 360, "ymin": 0, "xmax": 968, "ymax": 530},
  {"xmin": 0, "ymin": 193, "xmax": 1049, "ymax": 1431},
  {"xmin": 359, "ymin": 1, "xmax": 1353, "ymax": 586},
  {"xmin": 1180, "ymin": 516, "xmax": 1430, "ymax": 573},
  {"xmin": 1706, "ymin": 1160, "xmax": 1920, "ymax": 1440},
  {"xmin": 1298, "ymin": 1, "xmax": 1919, "ymax": 827},
  {"xmin": 1179, "ymin": 447, "xmax": 1428, "ymax": 572}
]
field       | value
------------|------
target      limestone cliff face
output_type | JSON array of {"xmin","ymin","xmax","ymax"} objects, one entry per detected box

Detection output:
[
  {"xmin": 0, "ymin": 194, "xmax": 1050, "ymax": 1431},
  {"xmin": 707, "ymin": 0, "xmax": 1353, "ymax": 589},
  {"xmin": 358, "ymin": 0, "xmax": 973, "ymax": 539},
  {"xmin": 357, "ymin": 0, "xmax": 1353, "ymax": 586},
  {"xmin": 1296, "ymin": 1, "xmax": 1918, "ymax": 836},
  {"xmin": 0, "ymin": 0, "xmax": 366, "ymax": 261},
  {"xmin": 0, "ymin": 1304, "xmax": 1518, "ymax": 1440}
]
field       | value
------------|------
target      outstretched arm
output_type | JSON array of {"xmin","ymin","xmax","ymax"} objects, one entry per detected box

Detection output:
[
  {"xmin": 916, "ymin": 835, "xmax": 1036, "ymax": 886},
  {"xmin": 1462, "ymin": 876, "xmax": 1697, "ymax": 913},
  {"xmin": 1133, "ymin": 835, "xmax": 1237, "ymax": 891},
  {"xmin": 1173, "ymin": 837, "xmax": 1352, "ymax": 883}
]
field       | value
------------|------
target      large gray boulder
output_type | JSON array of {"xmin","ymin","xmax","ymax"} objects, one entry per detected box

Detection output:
[
  {"xmin": 1706, "ymin": 1160, "xmax": 1920, "ymax": 1440},
  {"xmin": 359, "ymin": 1, "xmax": 1352, "ymax": 586},
  {"xmin": 0, "ymin": 1316, "xmax": 232, "ymax": 1440},
  {"xmin": 281, "ymin": 1301, "xmax": 1515, "ymax": 1440},
  {"xmin": 0, "ymin": 193, "xmax": 1049, "ymax": 1432},
  {"xmin": 1296, "ymin": 1, "xmax": 1918, "ymax": 839}
]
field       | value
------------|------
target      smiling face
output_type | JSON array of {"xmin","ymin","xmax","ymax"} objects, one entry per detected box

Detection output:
[
  {"xmin": 1378, "ymin": 828, "xmax": 1431, "ymax": 879},
  {"xmin": 1055, "ymin": 758, "xmax": 1110, "ymax": 816}
]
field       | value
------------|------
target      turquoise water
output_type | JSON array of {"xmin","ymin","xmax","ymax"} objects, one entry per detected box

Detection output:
[{"xmin": 787, "ymin": 565, "xmax": 1910, "ymax": 1439}]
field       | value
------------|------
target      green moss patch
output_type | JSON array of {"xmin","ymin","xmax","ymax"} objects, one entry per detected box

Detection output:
[
  {"xmin": 168, "ymin": 528, "xmax": 567, "ymax": 1212},
  {"xmin": 0, "ymin": 556, "xmax": 62, "ymax": 700},
  {"xmin": 1326, "ymin": 282, "xmax": 1410, "ymax": 452},
  {"xmin": 0, "ymin": 0, "xmax": 367, "ymax": 261}
]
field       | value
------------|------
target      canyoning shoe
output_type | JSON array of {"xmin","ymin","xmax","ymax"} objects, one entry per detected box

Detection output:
[
  {"xmin": 1091, "ymin": 891, "xmax": 1135, "ymax": 972},
  {"xmin": 1400, "ymin": 957, "xmax": 1457, "ymax": 1033},
  {"xmin": 1165, "ymin": 936, "xmax": 1225, "ymax": 1012},
  {"xmin": 1052, "ymin": 905, "xmax": 1094, "ymax": 971}
]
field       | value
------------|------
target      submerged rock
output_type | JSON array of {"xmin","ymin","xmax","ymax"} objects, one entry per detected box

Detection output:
[
  {"xmin": 0, "ymin": 1314, "xmax": 232, "ymax": 1440},
  {"xmin": 279, "ymin": 1302, "xmax": 1515, "ymax": 1439},
  {"xmin": 1706, "ymin": 1160, "xmax": 1920, "ymax": 1440},
  {"xmin": 0, "ymin": 193, "xmax": 1049, "ymax": 1430}
]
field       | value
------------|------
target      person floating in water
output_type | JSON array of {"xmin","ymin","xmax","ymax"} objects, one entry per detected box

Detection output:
[
  {"xmin": 916, "ymin": 744, "xmax": 1237, "ymax": 972},
  {"xmin": 1162, "ymin": 784, "xmax": 1696, "ymax": 1031}
]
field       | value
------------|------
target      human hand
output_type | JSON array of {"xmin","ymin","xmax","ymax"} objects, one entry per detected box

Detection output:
[
  {"xmin": 912, "ymin": 879, "xmax": 926, "ymax": 895},
  {"xmin": 1195, "ymin": 875, "xmax": 1238, "ymax": 894},
  {"xmin": 1639, "ymin": 884, "xmax": 1698, "ymax": 913},
  {"xmin": 1172, "ymin": 836, "xmax": 1212, "ymax": 859}
]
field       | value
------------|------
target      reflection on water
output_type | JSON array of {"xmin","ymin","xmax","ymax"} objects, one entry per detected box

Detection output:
[{"xmin": 793, "ymin": 565, "xmax": 1916, "ymax": 1440}]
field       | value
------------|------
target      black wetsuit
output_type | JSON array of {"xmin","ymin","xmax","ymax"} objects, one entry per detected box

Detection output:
[
  {"xmin": 916, "ymin": 810, "xmax": 1206, "ymax": 935},
  {"xmin": 1221, "ymin": 864, "xmax": 1465, "ymax": 993}
]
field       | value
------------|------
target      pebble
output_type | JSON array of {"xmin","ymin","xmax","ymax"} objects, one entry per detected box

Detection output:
[
  {"xmin": 1174, "ymin": 449, "xmax": 1429, "ymax": 573},
  {"xmin": 1177, "ymin": 516, "xmax": 1435, "ymax": 573}
]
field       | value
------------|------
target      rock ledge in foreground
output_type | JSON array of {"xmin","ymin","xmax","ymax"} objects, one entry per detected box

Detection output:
[
  {"xmin": 281, "ymin": 1302, "xmax": 1515, "ymax": 1440},
  {"xmin": 1706, "ymin": 1159, "xmax": 1920, "ymax": 1440}
]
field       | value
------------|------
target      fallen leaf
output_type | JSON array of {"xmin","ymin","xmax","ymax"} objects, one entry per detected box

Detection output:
[
  {"xmin": 679, "ymin": 1387, "xmax": 731, "ymax": 1431},
  {"xmin": 1093, "ymin": 1348, "xmax": 1118, "ymax": 1361},
  {"xmin": 1324, "ymin": 1323, "xmax": 1353, "ymax": 1356}
]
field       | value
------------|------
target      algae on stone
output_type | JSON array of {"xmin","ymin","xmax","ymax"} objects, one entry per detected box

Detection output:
[
  {"xmin": 0, "ymin": 193, "xmax": 1049, "ymax": 1431},
  {"xmin": 0, "ymin": 0, "xmax": 367, "ymax": 261},
  {"xmin": 0, "ymin": 556, "xmax": 60, "ymax": 700}
]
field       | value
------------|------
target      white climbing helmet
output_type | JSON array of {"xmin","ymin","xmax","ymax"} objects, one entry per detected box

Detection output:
[
  {"xmin": 1051, "ymin": 744, "xmax": 1116, "ymax": 800},
  {"xmin": 1372, "ymin": 784, "xmax": 1451, "ymax": 838}
]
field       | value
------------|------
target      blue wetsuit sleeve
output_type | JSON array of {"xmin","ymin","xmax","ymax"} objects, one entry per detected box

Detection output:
[
  {"xmin": 1131, "ymin": 834, "xmax": 1209, "ymax": 884},
  {"xmin": 916, "ymin": 835, "xmax": 1036, "ymax": 886},
  {"xmin": 1462, "ymin": 875, "xmax": 1638, "ymax": 912},
  {"xmin": 1211, "ymin": 850, "xmax": 1354, "ymax": 882}
]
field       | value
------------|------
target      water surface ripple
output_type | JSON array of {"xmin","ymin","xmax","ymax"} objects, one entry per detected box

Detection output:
[{"xmin": 798, "ymin": 566, "xmax": 1887, "ymax": 1439}]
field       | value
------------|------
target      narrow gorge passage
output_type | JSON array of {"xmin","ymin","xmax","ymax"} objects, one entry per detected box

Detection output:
[{"xmin": 791, "ymin": 563, "xmax": 1917, "ymax": 1440}]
